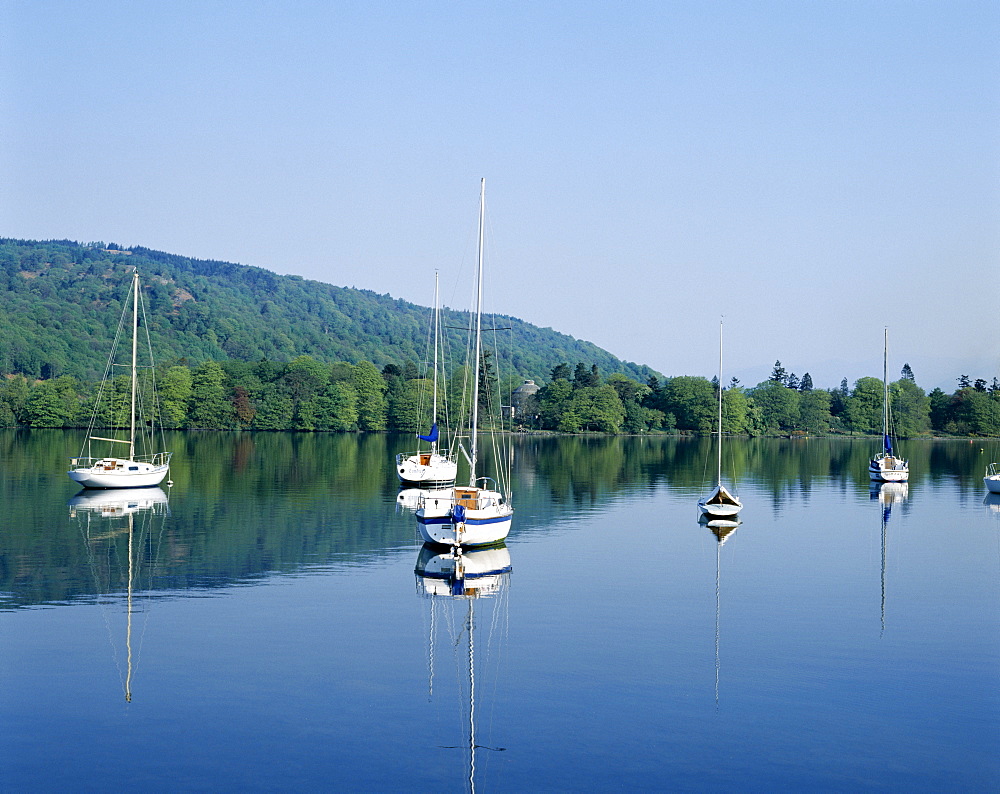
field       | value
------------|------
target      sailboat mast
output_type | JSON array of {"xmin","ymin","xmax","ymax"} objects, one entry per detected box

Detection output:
[
  {"xmin": 716, "ymin": 320, "xmax": 724, "ymax": 488},
  {"xmin": 130, "ymin": 271, "xmax": 138, "ymax": 461},
  {"xmin": 470, "ymin": 178, "xmax": 485, "ymax": 487},
  {"xmin": 432, "ymin": 271, "xmax": 440, "ymax": 455},
  {"xmin": 883, "ymin": 327, "xmax": 889, "ymax": 454}
]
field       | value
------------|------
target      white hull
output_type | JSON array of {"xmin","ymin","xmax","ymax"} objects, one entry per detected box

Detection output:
[
  {"xmin": 416, "ymin": 486, "xmax": 512, "ymax": 547},
  {"xmin": 395, "ymin": 452, "xmax": 457, "ymax": 485},
  {"xmin": 69, "ymin": 458, "xmax": 170, "ymax": 489},
  {"xmin": 869, "ymin": 454, "xmax": 909, "ymax": 483},
  {"xmin": 985, "ymin": 464, "xmax": 1000, "ymax": 494},
  {"xmin": 698, "ymin": 500, "xmax": 742, "ymax": 518}
]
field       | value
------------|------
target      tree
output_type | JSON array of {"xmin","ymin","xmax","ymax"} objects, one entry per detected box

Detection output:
[
  {"xmin": 232, "ymin": 385, "xmax": 256, "ymax": 428},
  {"xmin": 538, "ymin": 379, "xmax": 573, "ymax": 430},
  {"xmin": 187, "ymin": 360, "xmax": 234, "ymax": 429},
  {"xmin": 550, "ymin": 363, "xmax": 571, "ymax": 382},
  {"xmin": 900, "ymin": 363, "xmax": 914, "ymax": 381},
  {"xmin": 572, "ymin": 362, "xmax": 599, "ymax": 389},
  {"xmin": 721, "ymin": 387, "xmax": 751, "ymax": 434},
  {"xmin": 769, "ymin": 361, "xmax": 787, "ymax": 383},
  {"xmin": 352, "ymin": 361, "xmax": 388, "ymax": 431},
  {"xmin": 157, "ymin": 365, "xmax": 193, "ymax": 428},
  {"xmin": 314, "ymin": 381, "xmax": 359, "ymax": 431},
  {"xmin": 798, "ymin": 389, "xmax": 832, "ymax": 434},
  {"xmin": 958, "ymin": 375, "xmax": 971, "ymax": 389},
  {"xmin": 662, "ymin": 376, "xmax": 716, "ymax": 432},
  {"xmin": 844, "ymin": 377, "xmax": 883, "ymax": 434},
  {"xmin": 24, "ymin": 380, "xmax": 70, "ymax": 427},
  {"xmin": 567, "ymin": 384, "xmax": 625, "ymax": 432},
  {"xmin": 799, "ymin": 373, "xmax": 813, "ymax": 392},
  {"xmin": 749, "ymin": 381, "xmax": 801, "ymax": 432},
  {"xmin": 785, "ymin": 373, "xmax": 800, "ymax": 390},
  {"xmin": 891, "ymin": 378, "xmax": 930, "ymax": 437},
  {"xmin": 928, "ymin": 387, "xmax": 950, "ymax": 432},
  {"xmin": 974, "ymin": 379, "xmax": 988, "ymax": 393},
  {"xmin": 252, "ymin": 382, "xmax": 294, "ymax": 430}
]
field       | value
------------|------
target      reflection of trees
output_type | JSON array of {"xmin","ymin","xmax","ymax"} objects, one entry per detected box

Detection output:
[{"xmin": 1, "ymin": 430, "xmax": 992, "ymax": 607}]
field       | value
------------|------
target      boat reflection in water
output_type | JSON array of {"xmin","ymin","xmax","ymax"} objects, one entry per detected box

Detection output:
[
  {"xmin": 870, "ymin": 482, "xmax": 908, "ymax": 634},
  {"xmin": 397, "ymin": 487, "xmax": 450, "ymax": 512},
  {"xmin": 414, "ymin": 543, "xmax": 512, "ymax": 793},
  {"xmin": 699, "ymin": 514, "xmax": 741, "ymax": 707},
  {"xmin": 69, "ymin": 487, "xmax": 170, "ymax": 701}
]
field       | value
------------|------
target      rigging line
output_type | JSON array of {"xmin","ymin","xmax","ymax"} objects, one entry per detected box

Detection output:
[{"xmin": 137, "ymin": 286, "xmax": 168, "ymax": 456}]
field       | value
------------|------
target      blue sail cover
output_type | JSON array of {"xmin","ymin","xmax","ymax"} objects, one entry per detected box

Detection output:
[
  {"xmin": 418, "ymin": 423, "xmax": 439, "ymax": 443},
  {"xmin": 884, "ymin": 434, "xmax": 893, "ymax": 455}
]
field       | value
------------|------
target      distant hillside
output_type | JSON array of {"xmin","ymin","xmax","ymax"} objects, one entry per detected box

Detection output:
[{"xmin": 0, "ymin": 238, "xmax": 659, "ymax": 383}]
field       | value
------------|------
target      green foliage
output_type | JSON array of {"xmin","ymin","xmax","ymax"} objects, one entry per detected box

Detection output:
[
  {"xmin": 662, "ymin": 376, "xmax": 717, "ymax": 432},
  {"xmin": 0, "ymin": 238, "xmax": 659, "ymax": 386},
  {"xmin": 187, "ymin": 361, "xmax": 234, "ymax": 429},
  {"xmin": 845, "ymin": 377, "xmax": 883, "ymax": 434},
  {"xmin": 352, "ymin": 361, "xmax": 388, "ymax": 431},
  {"xmin": 798, "ymin": 389, "xmax": 832, "ymax": 434},
  {"xmin": 891, "ymin": 378, "xmax": 930, "ymax": 437},
  {"xmin": 749, "ymin": 381, "xmax": 801, "ymax": 432},
  {"xmin": 158, "ymin": 366, "xmax": 193, "ymax": 428}
]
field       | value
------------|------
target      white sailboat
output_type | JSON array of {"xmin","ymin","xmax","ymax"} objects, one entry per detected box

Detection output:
[
  {"xmin": 396, "ymin": 272, "xmax": 458, "ymax": 486},
  {"xmin": 416, "ymin": 179, "xmax": 513, "ymax": 547},
  {"xmin": 868, "ymin": 328, "xmax": 909, "ymax": 483},
  {"xmin": 699, "ymin": 321, "xmax": 742, "ymax": 518},
  {"xmin": 984, "ymin": 462, "xmax": 1000, "ymax": 494},
  {"xmin": 414, "ymin": 543, "xmax": 512, "ymax": 793},
  {"xmin": 69, "ymin": 271, "xmax": 172, "ymax": 489}
]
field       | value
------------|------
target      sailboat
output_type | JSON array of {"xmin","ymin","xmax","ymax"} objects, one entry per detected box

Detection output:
[
  {"xmin": 983, "ymin": 462, "xmax": 1000, "ymax": 494},
  {"xmin": 70, "ymin": 486, "xmax": 170, "ymax": 701},
  {"xmin": 868, "ymin": 328, "xmax": 909, "ymax": 482},
  {"xmin": 414, "ymin": 543, "xmax": 511, "ymax": 792},
  {"xmin": 416, "ymin": 179, "xmax": 513, "ymax": 547},
  {"xmin": 396, "ymin": 272, "xmax": 458, "ymax": 486},
  {"xmin": 69, "ymin": 270, "xmax": 172, "ymax": 489},
  {"xmin": 698, "ymin": 321, "xmax": 742, "ymax": 518}
]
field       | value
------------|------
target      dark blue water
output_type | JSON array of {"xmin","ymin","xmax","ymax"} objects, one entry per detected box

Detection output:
[{"xmin": 1, "ymin": 431, "xmax": 998, "ymax": 791}]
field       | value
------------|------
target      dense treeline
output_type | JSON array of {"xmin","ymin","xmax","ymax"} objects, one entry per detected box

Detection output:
[
  {"xmin": 3, "ymin": 355, "xmax": 998, "ymax": 437},
  {"xmin": 517, "ymin": 360, "xmax": 1000, "ymax": 437},
  {"xmin": 0, "ymin": 238, "xmax": 656, "ymax": 384}
]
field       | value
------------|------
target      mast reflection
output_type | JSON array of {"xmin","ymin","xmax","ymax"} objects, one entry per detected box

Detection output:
[
  {"xmin": 870, "ymin": 482, "xmax": 908, "ymax": 635},
  {"xmin": 414, "ymin": 543, "xmax": 511, "ymax": 793},
  {"xmin": 69, "ymin": 487, "xmax": 170, "ymax": 701},
  {"xmin": 699, "ymin": 515, "xmax": 741, "ymax": 707}
]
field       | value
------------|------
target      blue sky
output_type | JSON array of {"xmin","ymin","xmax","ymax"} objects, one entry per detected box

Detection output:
[{"xmin": 2, "ymin": 1, "xmax": 997, "ymax": 389}]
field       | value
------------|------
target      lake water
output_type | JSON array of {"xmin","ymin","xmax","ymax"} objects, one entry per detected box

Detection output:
[{"xmin": 2, "ymin": 430, "xmax": 998, "ymax": 792}]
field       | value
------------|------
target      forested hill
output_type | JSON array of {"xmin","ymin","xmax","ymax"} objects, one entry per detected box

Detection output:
[{"xmin": 0, "ymin": 238, "xmax": 657, "ymax": 383}]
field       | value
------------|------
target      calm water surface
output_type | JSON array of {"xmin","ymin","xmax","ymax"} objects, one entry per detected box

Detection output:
[{"xmin": 2, "ymin": 430, "xmax": 998, "ymax": 792}]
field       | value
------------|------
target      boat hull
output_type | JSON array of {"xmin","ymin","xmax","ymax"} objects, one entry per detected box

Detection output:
[
  {"xmin": 415, "ymin": 486, "xmax": 512, "ymax": 547},
  {"xmin": 869, "ymin": 456, "xmax": 909, "ymax": 483},
  {"xmin": 395, "ymin": 452, "xmax": 457, "ymax": 486},
  {"xmin": 985, "ymin": 476, "xmax": 1000, "ymax": 494},
  {"xmin": 698, "ymin": 500, "xmax": 742, "ymax": 518},
  {"xmin": 68, "ymin": 458, "xmax": 170, "ymax": 489}
]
